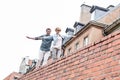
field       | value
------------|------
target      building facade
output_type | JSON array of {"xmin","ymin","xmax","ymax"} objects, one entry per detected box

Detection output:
[{"xmin": 63, "ymin": 3, "xmax": 120, "ymax": 56}]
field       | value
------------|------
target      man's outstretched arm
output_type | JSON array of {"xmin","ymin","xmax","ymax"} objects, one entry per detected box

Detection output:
[{"xmin": 26, "ymin": 36, "xmax": 42, "ymax": 40}]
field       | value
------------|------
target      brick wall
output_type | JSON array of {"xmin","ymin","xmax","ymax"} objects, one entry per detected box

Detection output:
[
  {"xmin": 4, "ymin": 72, "xmax": 22, "ymax": 80},
  {"xmin": 19, "ymin": 31, "xmax": 120, "ymax": 80}
]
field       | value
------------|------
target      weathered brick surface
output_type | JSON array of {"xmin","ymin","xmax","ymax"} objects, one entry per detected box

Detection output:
[{"xmin": 19, "ymin": 31, "xmax": 120, "ymax": 80}]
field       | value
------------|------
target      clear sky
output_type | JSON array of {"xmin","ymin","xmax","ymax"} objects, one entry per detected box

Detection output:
[{"xmin": 0, "ymin": 0, "xmax": 120, "ymax": 79}]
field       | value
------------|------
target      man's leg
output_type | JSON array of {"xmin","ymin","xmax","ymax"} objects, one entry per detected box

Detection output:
[
  {"xmin": 36, "ymin": 50, "xmax": 45, "ymax": 68},
  {"xmin": 42, "ymin": 51, "xmax": 51, "ymax": 66}
]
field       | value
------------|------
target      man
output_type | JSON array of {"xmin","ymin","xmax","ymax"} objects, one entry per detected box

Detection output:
[{"xmin": 26, "ymin": 28, "xmax": 53, "ymax": 68}]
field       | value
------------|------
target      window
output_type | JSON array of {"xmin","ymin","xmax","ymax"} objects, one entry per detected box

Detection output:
[
  {"xmin": 75, "ymin": 25, "xmax": 83, "ymax": 33},
  {"xmin": 67, "ymin": 48, "xmax": 72, "ymax": 54},
  {"xmin": 83, "ymin": 36, "xmax": 89, "ymax": 46},
  {"xmin": 75, "ymin": 42, "xmax": 79, "ymax": 50}
]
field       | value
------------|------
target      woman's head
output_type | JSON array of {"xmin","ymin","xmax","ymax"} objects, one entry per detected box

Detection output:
[{"xmin": 55, "ymin": 27, "xmax": 61, "ymax": 34}]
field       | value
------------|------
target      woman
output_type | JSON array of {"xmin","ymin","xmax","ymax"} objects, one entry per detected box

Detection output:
[{"xmin": 52, "ymin": 27, "xmax": 63, "ymax": 60}]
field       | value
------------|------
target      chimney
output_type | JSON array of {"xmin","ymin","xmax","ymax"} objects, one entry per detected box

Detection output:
[{"xmin": 79, "ymin": 4, "xmax": 92, "ymax": 24}]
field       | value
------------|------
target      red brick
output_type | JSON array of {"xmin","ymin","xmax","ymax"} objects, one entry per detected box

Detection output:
[{"xmin": 113, "ymin": 39, "xmax": 120, "ymax": 46}]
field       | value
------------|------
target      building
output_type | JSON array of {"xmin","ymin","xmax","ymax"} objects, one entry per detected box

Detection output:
[
  {"xmin": 63, "ymin": 3, "xmax": 120, "ymax": 56},
  {"xmin": 63, "ymin": 21, "xmax": 107, "ymax": 55}
]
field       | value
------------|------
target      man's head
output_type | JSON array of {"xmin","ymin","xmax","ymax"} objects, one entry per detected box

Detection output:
[{"xmin": 46, "ymin": 28, "xmax": 51, "ymax": 35}]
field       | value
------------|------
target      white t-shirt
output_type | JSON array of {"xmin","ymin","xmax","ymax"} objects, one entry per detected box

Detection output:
[{"xmin": 52, "ymin": 34, "xmax": 62, "ymax": 49}]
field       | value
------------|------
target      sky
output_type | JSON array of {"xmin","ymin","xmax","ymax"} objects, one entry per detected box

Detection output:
[{"xmin": 0, "ymin": 0, "xmax": 120, "ymax": 79}]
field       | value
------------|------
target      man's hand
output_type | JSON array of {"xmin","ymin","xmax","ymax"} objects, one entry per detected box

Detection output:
[
  {"xmin": 26, "ymin": 36, "xmax": 31, "ymax": 39},
  {"xmin": 26, "ymin": 36, "xmax": 35, "ymax": 40}
]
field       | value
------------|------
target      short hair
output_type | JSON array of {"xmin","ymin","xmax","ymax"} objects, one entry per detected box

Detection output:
[
  {"xmin": 55, "ymin": 27, "xmax": 61, "ymax": 31},
  {"xmin": 46, "ymin": 28, "xmax": 51, "ymax": 31}
]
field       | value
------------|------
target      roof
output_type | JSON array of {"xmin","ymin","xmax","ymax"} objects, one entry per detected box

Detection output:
[
  {"xmin": 65, "ymin": 27, "xmax": 74, "ymax": 33},
  {"xmin": 4, "ymin": 72, "xmax": 22, "ymax": 80},
  {"xmin": 73, "ymin": 22, "xmax": 85, "ymax": 28},
  {"xmin": 107, "ymin": 5, "xmax": 115, "ymax": 9},
  {"xmin": 90, "ymin": 5, "xmax": 109, "ymax": 13},
  {"xmin": 96, "ymin": 3, "xmax": 120, "ymax": 21}
]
